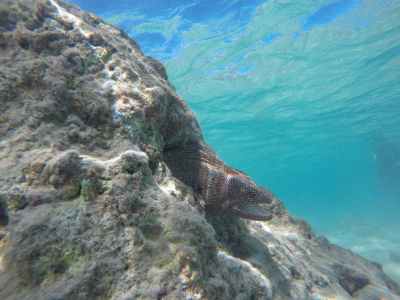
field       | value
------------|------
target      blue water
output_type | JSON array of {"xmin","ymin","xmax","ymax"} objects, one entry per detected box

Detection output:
[{"xmin": 69, "ymin": 0, "xmax": 400, "ymax": 281}]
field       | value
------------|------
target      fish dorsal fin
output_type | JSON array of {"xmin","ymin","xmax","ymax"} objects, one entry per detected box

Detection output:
[
  {"xmin": 224, "ymin": 166, "xmax": 251, "ymax": 180},
  {"xmin": 164, "ymin": 142, "xmax": 249, "ymax": 177},
  {"xmin": 197, "ymin": 144, "xmax": 224, "ymax": 169},
  {"xmin": 197, "ymin": 144, "xmax": 250, "ymax": 179},
  {"xmin": 172, "ymin": 142, "xmax": 224, "ymax": 169}
]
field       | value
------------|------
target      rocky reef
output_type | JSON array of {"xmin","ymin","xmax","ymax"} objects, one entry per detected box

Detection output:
[{"xmin": 0, "ymin": 1, "xmax": 399, "ymax": 299}]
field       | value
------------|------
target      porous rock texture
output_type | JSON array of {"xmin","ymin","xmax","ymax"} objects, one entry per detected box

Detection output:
[{"xmin": 0, "ymin": 1, "xmax": 399, "ymax": 299}]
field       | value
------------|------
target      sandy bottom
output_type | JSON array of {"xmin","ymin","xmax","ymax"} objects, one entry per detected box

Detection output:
[{"xmin": 326, "ymin": 226, "xmax": 400, "ymax": 283}]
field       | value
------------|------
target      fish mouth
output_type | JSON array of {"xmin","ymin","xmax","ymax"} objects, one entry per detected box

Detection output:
[{"xmin": 230, "ymin": 203, "xmax": 272, "ymax": 221}]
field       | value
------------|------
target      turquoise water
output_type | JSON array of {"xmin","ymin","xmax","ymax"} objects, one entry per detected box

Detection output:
[{"xmin": 70, "ymin": 0, "xmax": 400, "ymax": 281}]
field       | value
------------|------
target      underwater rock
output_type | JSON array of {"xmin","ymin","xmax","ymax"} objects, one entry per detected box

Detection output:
[
  {"xmin": 0, "ymin": 1, "xmax": 399, "ymax": 300},
  {"xmin": 333, "ymin": 264, "xmax": 370, "ymax": 296}
]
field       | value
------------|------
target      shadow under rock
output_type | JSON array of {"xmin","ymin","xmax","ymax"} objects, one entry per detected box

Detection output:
[{"xmin": 206, "ymin": 213, "xmax": 293, "ymax": 298}]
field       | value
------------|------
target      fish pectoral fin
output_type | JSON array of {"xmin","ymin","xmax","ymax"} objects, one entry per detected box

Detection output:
[{"xmin": 231, "ymin": 203, "xmax": 272, "ymax": 221}]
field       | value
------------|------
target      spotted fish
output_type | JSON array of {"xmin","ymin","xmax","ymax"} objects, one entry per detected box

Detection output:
[{"xmin": 163, "ymin": 142, "xmax": 273, "ymax": 221}]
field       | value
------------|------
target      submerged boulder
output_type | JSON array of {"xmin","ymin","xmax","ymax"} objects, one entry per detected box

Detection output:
[{"xmin": 0, "ymin": 1, "xmax": 399, "ymax": 299}]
